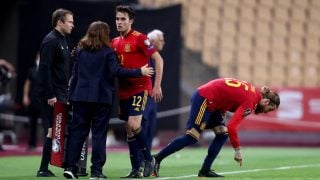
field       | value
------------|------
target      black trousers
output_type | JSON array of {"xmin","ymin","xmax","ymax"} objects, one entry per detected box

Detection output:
[
  {"xmin": 28, "ymin": 101, "xmax": 41, "ymax": 147},
  {"xmin": 39, "ymin": 99, "xmax": 53, "ymax": 136},
  {"xmin": 65, "ymin": 102, "xmax": 111, "ymax": 174}
]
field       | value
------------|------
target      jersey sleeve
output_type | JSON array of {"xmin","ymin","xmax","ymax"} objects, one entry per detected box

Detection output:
[
  {"xmin": 227, "ymin": 102, "xmax": 253, "ymax": 149},
  {"xmin": 137, "ymin": 34, "xmax": 157, "ymax": 56}
]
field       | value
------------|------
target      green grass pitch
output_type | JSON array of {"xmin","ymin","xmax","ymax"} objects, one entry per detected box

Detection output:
[{"xmin": 0, "ymin": 147, "xmax": 320, "ymax": 179}]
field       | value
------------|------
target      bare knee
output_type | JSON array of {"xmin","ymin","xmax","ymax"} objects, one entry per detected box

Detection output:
[{"xmin": 127, "ymin": 115, "xmax": 142, "ymax": 130}]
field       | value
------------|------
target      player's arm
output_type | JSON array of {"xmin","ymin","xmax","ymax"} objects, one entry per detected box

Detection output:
[
  {"xmin": 227, "ymin": 106, "xmax": 249, "ymax": 166},
  {"xmin": 108, "ymin": 51, "xmax": 153, "ymax": 77},
  {"xmin": 151, "ymin": 51, "xmax": 164, "ymax": 103}
]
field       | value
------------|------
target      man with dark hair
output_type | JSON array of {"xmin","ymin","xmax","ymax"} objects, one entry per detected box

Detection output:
[
  {"xmin": 152, "ymin": 78, "xmax": 280, "ymax": 178},
  {"xmin": 36, "ymin": 8, "xmax": 74, "ymax": 177},
  {"xmin": 111, "ymin": 5, "xmax": 164, "ymax": 178}
]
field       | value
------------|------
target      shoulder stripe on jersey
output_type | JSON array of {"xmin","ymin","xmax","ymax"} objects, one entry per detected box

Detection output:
[{"xmin": 132, "ymin": 31, "xmax": 141, "ymax": 36}]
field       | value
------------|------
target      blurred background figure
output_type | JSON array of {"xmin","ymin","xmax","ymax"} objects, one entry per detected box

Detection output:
[
  {"xmin": 0, "ymin": 59, "xmax": 15, "ymax": 88},
  {"xmin": 22, "ymin": 52, "xmax": 41, "ymax": 151},
  {"xmin": 0, "ymin": 58, "xmax": 16, "ymax": 151}
]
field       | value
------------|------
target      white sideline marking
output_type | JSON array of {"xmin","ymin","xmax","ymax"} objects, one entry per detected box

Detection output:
[{"xmin": 156, "ymin": 163, "xmax": 320, "ymax": 179}]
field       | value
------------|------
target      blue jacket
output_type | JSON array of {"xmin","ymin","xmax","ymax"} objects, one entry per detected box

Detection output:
[{"xmin": 69, "ymin": 47, "xmax": 142, "ymax": 105}]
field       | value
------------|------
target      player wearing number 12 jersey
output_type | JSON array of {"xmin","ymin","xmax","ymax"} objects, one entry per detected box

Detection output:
[
  {"xmin": 111, "ymin": 5, "xmax": 164, "ymax": 178},
  {"xmin": 152, "ymin": 78, "xmax": 280, "ymax": 178}
]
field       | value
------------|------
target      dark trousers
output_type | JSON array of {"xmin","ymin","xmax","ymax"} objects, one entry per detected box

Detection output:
[
  {"xmin": 142, "ymin": 98, "xmax": 157, "ymax": 149},
  {"xmin": 65, "ymin": 102, "xmax": 111, "ymax": 174},
  {"xmin": 39, "ymin": 99, "xmax": 54, "ymax": 136},
  {"xmin": 27, "ymin": 101, "xmax": 41, "ymax": 147}
]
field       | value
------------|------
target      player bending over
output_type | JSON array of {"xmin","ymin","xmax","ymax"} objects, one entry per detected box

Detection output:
[{"xmin": 152, "ymin": 78, "xmax": 280, "ymax": 177}]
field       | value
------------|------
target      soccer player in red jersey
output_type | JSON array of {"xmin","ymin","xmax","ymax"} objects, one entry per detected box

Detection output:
[
  {"xmin": 153, "ymin": 78, "xmax": 280, "ymax": 177},
  {"xmin": 111, "ymin": 5, "xmax": 164, "ymax": 178}
]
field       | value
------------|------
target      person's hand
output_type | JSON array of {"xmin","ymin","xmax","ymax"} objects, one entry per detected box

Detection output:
[
  {"xmin": 140, "ymin": 64, "xmax": 154, "ymax": 77},
  {"xmin": 234, "ymin": 148, "xmax": 243, "ymax": 166},
  {"xmin": 152, "ymin": 85, "xmax": 163, "ymax": 103},
  {"xmin": 22, "ymin": 96, "xmax": 30, "ymax": 107},
  {"xmin": 47, "ymin": 97, "xmax": 57, "ymax": 107},
  {"xmin": 71, "ymin": 46, "xmax": 78, "ymax": 59}
]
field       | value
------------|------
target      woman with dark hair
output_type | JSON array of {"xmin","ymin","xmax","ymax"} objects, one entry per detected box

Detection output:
[{"xmin": 63, "ymin": 21, "xmax": 153, "ymax": 179}]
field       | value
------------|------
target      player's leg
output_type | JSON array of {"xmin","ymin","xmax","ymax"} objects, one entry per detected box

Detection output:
[
  {"xmin": 199, "ymin": 112, "xmax": 228, "ymax": 177},
  {"xmin": 154, "ymin": 133, "xmax": 198, "ymax": 162},
  {"xmin": 139, "ymin": 99, "xmax": 156, "ymax": 175},
  {"xmin": 129, "ymin": 115, "xmax": 154, "ymax": 177},
  {"xmin": 37, "ymin": 100, "xmax": 55, "ymax": 177},
  {"xmin": 153, "ymin": 91, "xmax": 210, "ymax": 177},
  {"xmin": 139, "ymin": 101, "xmax": 151, "ymax": 171},
  {"xmin": 148, "ymin": 100, "xmax": 157, "ymax": 148},
  {"xmin": 126, "ymin": 128, "xmax": 142, "ymax": 177},
  {"xmin": 126, "ymin": 92, "xmax": 154, "ymax": 177},
  {"xmin": 142, "ymin": 98, "xmax": 152, "ymax": 149},
  {"xmin": 120, "ymin": 98, "xmax": 142, "ymax": 178}
]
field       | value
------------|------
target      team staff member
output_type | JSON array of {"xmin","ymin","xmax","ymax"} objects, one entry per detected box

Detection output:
[
  {"xmin": 111, "ymin": 5, "xmax": 164, "ymax": 178},
  {"xmin": 153, "ymin": 78, "xmax": 280, "ymax": 177},
  {"xmin": 36, "ymin": 8, "xmax": 74, "ymax": 177},
  {"xmin": 139, "ymin": 29, "xmax": 165, "ymax": 171},
  {"xmin": 143, "ymin": 29, "xmax": 165, "ymax": 149},
  {"xmin": 63, "ymin": 21, "xmax": 154, "ymax": 179}
]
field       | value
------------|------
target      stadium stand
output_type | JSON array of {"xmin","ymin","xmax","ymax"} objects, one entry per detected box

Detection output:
[{"xmin": 139, "ymin": 0, "xmax": 320, "ymax": 87}]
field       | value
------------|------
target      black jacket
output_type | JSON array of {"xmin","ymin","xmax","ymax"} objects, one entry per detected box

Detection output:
[
  {"xmin": 69, "ymin": 47, "xmax": 142, "ymax": 105},
  {"xmin": 36, "ymin": 29, "xmax": 71, "ymax": 102}
]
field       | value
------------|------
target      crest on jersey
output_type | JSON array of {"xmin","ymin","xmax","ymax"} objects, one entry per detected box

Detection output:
[
  {"xmin": 144, "ymin": 39, "xmax": 151, "ymax": 46},
  {"xmin": 124, "ymin": 43, "xmax": 131, "ymax": 52},
  {"xmin": 243, "ymin": 108, "xmax": 252, "ymax": 116}
]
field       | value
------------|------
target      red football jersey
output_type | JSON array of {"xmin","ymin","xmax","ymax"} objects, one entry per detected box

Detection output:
[
  {"xmin": 111, "ymin": 29, "xmax": 156, "ymax": 99},
  {"xmin": 198, "ymin": 78, "xmax": 262, "ymax": 148}
]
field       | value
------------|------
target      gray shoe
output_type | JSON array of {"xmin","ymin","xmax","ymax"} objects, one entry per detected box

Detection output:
[
  {"xmin": 152, "ymin": 156, "xmax": 160, "ymax": 177},
  {"xmin": 143, "ymin": 158, "xmax": 155, "ymax": 177}
]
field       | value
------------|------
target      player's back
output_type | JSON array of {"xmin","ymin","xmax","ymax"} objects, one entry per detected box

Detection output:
[{"xmin": 198, "ymin": 78, "xmax": 260, "ymax": 112}]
